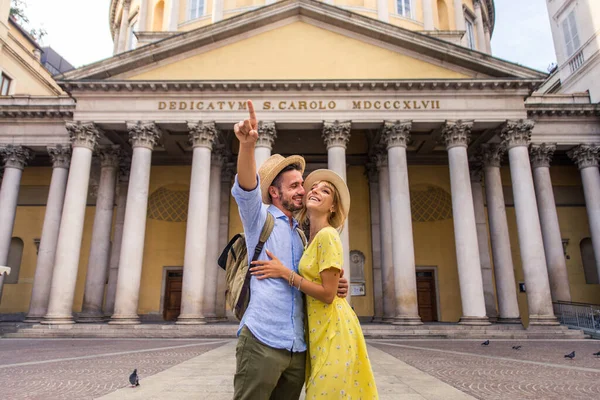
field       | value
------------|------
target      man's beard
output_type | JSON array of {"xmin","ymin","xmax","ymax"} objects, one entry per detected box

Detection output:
[{"xmin": 279, "ymin": 190, "xmax": 303, "ymax": 213}]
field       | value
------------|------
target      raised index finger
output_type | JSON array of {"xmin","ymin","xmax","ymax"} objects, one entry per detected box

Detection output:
[{"xmin": 247, "ymin": 100, "xmax": 257, "ymax": 125}]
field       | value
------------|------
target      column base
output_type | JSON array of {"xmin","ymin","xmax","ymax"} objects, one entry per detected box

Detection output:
[
  {"xmin": 77, "ymin": 313, "xmax": 106, "ymax": 323},
  {"xmin": 176, "ymin": 315, "xmax": 208, "ymax": 325},
  {"xmin": 41, "ymin": 315, "xmax": 75, "ymax": 325},
  {"xmin": 497, "ymin": 317, "xmax": 522, "ymax": 324},
  {"xmin": 459, "ymin": 316, "xmax": 491, "ymax": 326},
  {"xmin": 392, "ymin": 316, "xmax": 423, "ymax": 326},
  {"xmin": 23, "ymin": 315, "xmax": 44, "ymax": 323},
  {"xmin": 371, "ymin": 316, "xmax": 384, "ymax": 323},
  {"xmin": 108, "ymin": 314, "xmax": 141, "ymax": 325},
  {"xmin": 528, "ymin": 315, "xmax": 560, "ymax": 326}
]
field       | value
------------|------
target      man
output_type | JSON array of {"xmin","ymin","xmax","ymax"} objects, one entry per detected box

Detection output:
[{"xmin": 231, "ymin": 100, "xmax": 348, "ymax": 399}]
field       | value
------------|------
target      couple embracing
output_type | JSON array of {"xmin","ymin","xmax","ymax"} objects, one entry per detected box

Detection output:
[{"xmin": 231, "ymin": 100, "xmax": 378, "ymax": 399}]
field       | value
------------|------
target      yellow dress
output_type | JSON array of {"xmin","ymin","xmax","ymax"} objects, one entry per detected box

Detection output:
[{"xmin": 299, "ymin": 226, "xmax": 378, "ymax": 399}]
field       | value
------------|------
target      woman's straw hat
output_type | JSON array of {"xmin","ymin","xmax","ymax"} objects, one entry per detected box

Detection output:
[
  {"xmin": 303, "ymin": 169, "xmax": 350, "ymax": 228},
  {"xmin": 258, "ymin": 154, "xmax": 306, "ymax": 204}
]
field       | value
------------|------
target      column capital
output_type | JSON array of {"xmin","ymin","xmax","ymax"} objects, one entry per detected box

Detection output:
[
  {"xmin": 372, "ymin": 150, "xmax": 389, "ymax": 170},
  {"xmin": 98, "ymin": 145, "xmax": 122, "ymax": 168},
  {"xmin": 118, "ymin": 153, "xmax": 132, "ymax": 183},
  {"xmin": 530, "ymin": 143, "xmax": 556, "ymax": 169},
  {"xmin": 188, "ymin": 121, "xmax": 218, "ymax": 149},
  {"xmin": 500, "ymin": 119, "xmax": 535, "ymax": 149},
  {"xmin": 568, "ymin": 144, "xmax": 600, "ymax": 170},
  {"xmin": 127, "ymin": 121, "xmax": 161, "ymax": 150},
  {"xmin": 257, "ymin": 121, "xmax": 277, "ymax": 150},
  {"xmin": 322, "ymin": 120, "xmax": 351, "ymax": 149},
  {"xmin": 441, "ymin": 120, "xmax": 473, "ymax": 149},
  {"xmin": 0, "ymin": 145, "xmax": 34, "ymax": 170},
  {"xmin": 66, "ymin": 121, "xmax": 101, "ymax": 150},
  {"xmin": 221, "ymin": 162, "xmax": 235, "ymax": 184},
  {"xmin": 470, "ymin": 163, "xmax": 483, "ymax": 183},
  {"xmin": 479, "ymin": 143, "xmax": 505, "ymax": 168},
  {"xmin": 365, "ymin": 161, "xmax": 378, "ymax": 183},
  {"xmin": 211, "ymin": 146, "xmax": 227, "ymax": 167},
  {"xmin": 47, "ymin": 145, "xmax": 71, "ymax": 169},
  {"xmin": 382, "ymin": 120, "xmax": 412, "ymax": 149}
]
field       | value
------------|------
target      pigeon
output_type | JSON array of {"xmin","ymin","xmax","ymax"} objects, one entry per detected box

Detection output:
[
  {"xmin": 481, "ymin": 340, "xmax": 490, "ymax": 346},
  {"xmin": 129, "ymin": 369, "xmax": 140, "ymax": 387},
  {"xmin": 512, "ymin": 345, "xmax": 522, "ymax": 350},
  {"xmin": 593, "ymin": 351, "xmax": 600, "ymax": 357},
  {"xmin": 564, "ymin": 351, "xmax": 575, "ymax": 359}
]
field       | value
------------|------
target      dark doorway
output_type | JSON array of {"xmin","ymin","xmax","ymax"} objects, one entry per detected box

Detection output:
[
  {"xmin": 163, "ymin": 270, "xmax": 183, "ymax": 321},
  {"xmin": 416, "ymin": 270, "xmax": 438, "ymax": 322}
]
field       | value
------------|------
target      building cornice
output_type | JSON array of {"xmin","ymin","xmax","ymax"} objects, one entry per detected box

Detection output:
[
  {"xmin": 76, "ymin": 0, "xmax": 539, "ymax": 82},
  {"xmin": 0, "ymin": 96, "xmax": 75, "ymax": 119},
  {"xmin": 58, "ymin": 79, "xmax": 543, "ymax": 94},
  {"xmin": 526, "ymin": 103, "xmax": 600, "ymax": 118}
]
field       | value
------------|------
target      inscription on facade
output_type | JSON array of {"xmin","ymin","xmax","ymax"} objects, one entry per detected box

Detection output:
[{"xmin": 157, "ymin": 99, "xmax": 442, "ymax": 111}]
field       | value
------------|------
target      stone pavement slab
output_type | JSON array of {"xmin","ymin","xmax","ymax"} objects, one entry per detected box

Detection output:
[{"xmin": 98, "ymin": 340, "xmax": 475, "ymax": 400}]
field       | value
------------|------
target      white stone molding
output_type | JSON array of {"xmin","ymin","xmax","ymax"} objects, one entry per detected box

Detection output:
[
  {"xmin": 479, "ymin": 143, "xmax": 505, "ymax": 168},
  {"xmin": 256, "ymin": 121, "xmax": 277, "ymax": 149},
  {"xmin": 322, "ymin": 120, "xmax": 351, "ymax": 149},
  {"xmin": 530, "ymin": 143, "xmax": 556, "ymax": 169},
  {"xmin": 127, "ymin": 121, "xmax": 161, "ymax": 150},
  {"xmin": 441, "ymin": 120, "xmax": 473, "ymax": 149},
  {"xmin": 66, "ymin": 121, "xmax": 101, "ymax": 150},
  {"xmin": 0, "ymin": 145, "xmax": 34, "ymax": 170},
  {"xmin": 568, "ymin": 144, "xmax": 600, "ymax": 170},
  {"xmin": 47, "ymin": 145, "xmax": 71, "ymax": 169},
  {"xmin": 500, "ymin": 119, "xmax": 535, "ymax": 150},
  {"xmin": 188, "ymin": 121, "xmax": 217, "ymax": 150},
  {"xmin": 382, "ymin": 120, "xmax": 412, "ymax": 149}
]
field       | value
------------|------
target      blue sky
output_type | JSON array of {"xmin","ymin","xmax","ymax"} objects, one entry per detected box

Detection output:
[{"xmin": 23, "ymin": 0, "xmax": 557, "ymax": 72}]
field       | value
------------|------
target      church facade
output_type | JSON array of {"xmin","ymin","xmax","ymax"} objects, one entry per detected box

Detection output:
[{"xmin": 0, "ymin": 0, "xmax": 599, "ymax": 328}]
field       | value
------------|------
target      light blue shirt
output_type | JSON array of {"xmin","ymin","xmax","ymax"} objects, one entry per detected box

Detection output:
[{"xmin": 231, "ymin": 174, "xmax": 306, "ymax": 352}]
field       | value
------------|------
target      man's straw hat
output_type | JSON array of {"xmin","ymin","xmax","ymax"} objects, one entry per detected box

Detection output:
[
  {"xmin": 258, "ymin": 154, "xmax": 305, "ymax": 204},
  {"xmin": 303, "ymin": 169, "xmax": 350, "ymax": 229}
]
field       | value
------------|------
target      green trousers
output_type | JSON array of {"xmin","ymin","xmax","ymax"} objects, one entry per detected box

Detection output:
[{"xmin": 234, "ymin": 326, "xmax": 306, "ymax": 400}]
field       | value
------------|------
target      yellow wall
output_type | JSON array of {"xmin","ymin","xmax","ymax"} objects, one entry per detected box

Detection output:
[{"xmin": 128, "ymin": 21, "xmax": 469, "ymax": 80}]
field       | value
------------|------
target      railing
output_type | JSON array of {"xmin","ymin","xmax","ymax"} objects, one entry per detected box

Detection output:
[
  {"xmin": 553, "ymin": 301, "xmax": 600, "ymax": 335},
  {"xmin": 569, "ymin": 50, "xmax": 585, "ymax": 74}
]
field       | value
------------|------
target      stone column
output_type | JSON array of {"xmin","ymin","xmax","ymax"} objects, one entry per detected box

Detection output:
[
  {"xmin": 470, "ymin": 164, "xmax": 498, "ymax": 321},
  {"xmin": 177, "ymin": 121, "xmax": 217, "ymax": 324},
  {"xmin": 366, "ymin": 162, "xmax": 383, "ymax": 322},
  {"xmin": 453, "ymin": 0, "xmax": 466, "ymax": 46},
  {"xmin": 375, "ymin": 151, "xmax": 396, "ymax": 321},
  {"xmin": 202, "ymin": 146, "xmax": 225, "ymax": 321},
  {"xmin": 117, "ymin": 0, "xmax": 131, "ymax": 53},
  {"xmin": 500, "ymin": 120, "xmax": 557, "ymax": 325},
  {"xmin": 422, "ymin": 0, "xmax": 434, "ymax": 30},
  {"xmin": 484, "ymin": 25, "xmax": 492, "ymax": 54},
  {"xmin": 212, "ymin": 0, "xmax": 224, "ymax": 22},
  {"xmin": 138, "ymin": 0, "xmax": 149, "ymax": 31},
  {"xmin": 377, "ymin": 0, "xmax": 388, "ymax": 22},
  {"xmin": 216, "ymin": 163, "xmax": 234, "ymax": 320},
  {"xmin": 322, "ymin": 121, "xmax": 352, "ymax": 290},
  {"xmin": 569, "ymin": 145, "xmax": 600, "ymax": 283},
  {"xmin": 0, "ymin": 145, "xmax": 33, "ymax": 304},
  {"xmin": 79, "ymin": 146, "xmax": 121, "ymax": 322},
  {"xmin": 481, "ymin": 144, "xmax": 521, "ymax": 323},
  {"xmin": 109, "ymin": 122, "xmax": 161, "ymax": 324},
  {"xmin": 381, "ymin": 121, "xmax": 421, "ymax": 325},
  {"xmin": 474, "ymin": 0, "xmax": 486, "ymax": 53},
  {"xmin": 531, "ymin": 144, "xmax": 571, "ymax": 303},
  {"xmin": 104, "ymin": 159, "xmax": 130, "ymax": 317},
  {"xmin": 112, "ymin": 27, "xmax": 120, "ymax": 55},
  {"xmin": 43, "ymin": 123, "xmax": 100, "ymax": 324},
  {"xmin": 25, "ymin": 145, "xmax": 70, "ymax": 321},
  {"xmin": 256, "ymin": 121, "xmax": 276, "ymax": 169},
  {"xmin": 442, "ymin": 120, "xmax": 488, "ymax": 325},
  {"xmin": 168, "ymin": 0, "xmax": 180, "ymax": 31}
]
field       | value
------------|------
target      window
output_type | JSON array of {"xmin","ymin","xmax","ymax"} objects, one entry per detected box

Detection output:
[
  {"xmin": 0, "ymin": 73, "xmax": 12, "ymax": 96},
  {"xmin": 465, "ymin": 19, "xmax": 475, "ymax": 50},
  {"xmin": 189, "ymin": 0, "xmax": 205, "ymax": 20},
  {"xmin": 562, "ymin": 10, "xmax": 580, "ymax": 57},
  {"xmin": 128, "ymin": 20, "xmax": 138, "ymax": 50},
  {"xmin": 5, "ymin": 238, "xmax": 24, "ymax": 284},
  {"xmin": 397, "ymin": 0, "xmax": 411, "ymax": 17}
]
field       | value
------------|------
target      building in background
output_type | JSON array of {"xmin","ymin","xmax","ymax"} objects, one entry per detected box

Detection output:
[
  {"xmin": 41, "ymin": 47, "xmax": 75, "ymax": 76},
  {"xmin": 0, "ymin": 0, "xmax": 598, "ymax": 335}
]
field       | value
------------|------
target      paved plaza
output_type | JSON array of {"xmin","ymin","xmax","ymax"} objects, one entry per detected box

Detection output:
[{"xmin": 1, "ymin": 338, "xmax": 600, "ymax": 399}]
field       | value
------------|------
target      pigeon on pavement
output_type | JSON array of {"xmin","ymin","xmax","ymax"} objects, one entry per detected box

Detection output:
[
  {"xmin": 512, "ymin": 345, "xmax": 522, "ymax": 350},
  {"xmin": 593, "ymin": 351, "xmax": 600, "ymax": 357},
  {"xmin": 564, "ymin": 351, "xmax": 575, "ymax": 359},
  {"xmin": 129, "ymin": 369, "xmax": 140, "ymax": 387},
  {"xmin": 481, "ymin": 340, "xmax": 490, "ymax": 346}
]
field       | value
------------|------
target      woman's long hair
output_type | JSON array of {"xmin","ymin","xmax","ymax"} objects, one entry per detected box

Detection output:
[{"xmin": 296, "ymin": 180, "xmax": 347, "ymax": 234}]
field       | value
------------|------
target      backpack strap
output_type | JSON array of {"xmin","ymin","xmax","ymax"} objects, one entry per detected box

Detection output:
[
  {"xmin": 295, "ymin": 227, "xmax": 307, "ymax": 249},
  {"xmin": 251, "ymin": 212, "xmax": 275, "ymax": 262}
]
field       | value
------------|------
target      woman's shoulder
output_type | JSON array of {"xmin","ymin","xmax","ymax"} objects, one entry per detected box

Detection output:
[{"xmin": 315, "ymin": 226, "xmax": 341, "ymax": 241}]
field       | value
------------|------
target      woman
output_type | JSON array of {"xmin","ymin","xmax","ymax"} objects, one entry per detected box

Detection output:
[{"xmin": 250, "ymin": 169, "xmax": 378, "ymax": 399}]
